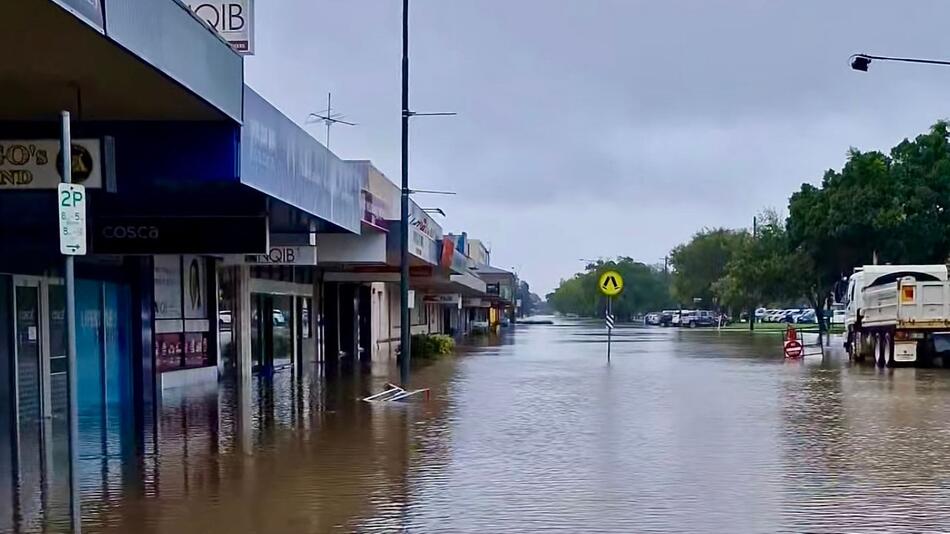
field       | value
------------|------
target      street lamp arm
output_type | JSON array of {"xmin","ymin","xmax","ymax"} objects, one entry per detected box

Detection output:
[{"xmin": 851, "ymin": 53, "xmax": 950, "ymax": 69}]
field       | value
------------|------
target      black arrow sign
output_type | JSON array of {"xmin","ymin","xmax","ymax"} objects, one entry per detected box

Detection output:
[{"xmin": 603, "ymin": 276, "xmax": 619, "ymax": 289}]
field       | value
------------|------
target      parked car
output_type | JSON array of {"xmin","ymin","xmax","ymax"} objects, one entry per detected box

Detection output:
[
  {"xmin": 659, "ymin": 310, "xmax": 676, "ymax": 327},
  {"xmin": 831, "ymin": 309, "xmax": 846, "ymax": 325},
  {"xmin": 780, "ymin": 309, "xmax": 804, "ymax": 323},
  {"xmin": 771, "ymin": 309, "xmax": 795, "ymax": 323},
  {"xmin": 754, "ymin": 307, "xmax": 768, "ymax": 320},
  {"xmin": 784, "ymin": 309, "xmax": 804, "ymax": 323},
  {"xmin": 644, "ymin": 313, "xmax": 661, "ymax": 326},
  {"xmin": 767, "ymin": 309, "xmax": 786, "ymax": 322},
  {"xmin": 795, "ymin": 309, "xmax": 817, "ymax": 324},
  {"xmin": 671, "ymin": 310, "xmax": 685, "ymax": 326},
  {"xmin": 679, "ymin": 310, "xmax": 716, "ymax": 328}
]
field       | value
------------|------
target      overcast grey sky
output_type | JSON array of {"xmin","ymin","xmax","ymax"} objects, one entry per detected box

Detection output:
[{"xmin": 247, "ymin": 1, "xmax": 950, "ymax": 295}]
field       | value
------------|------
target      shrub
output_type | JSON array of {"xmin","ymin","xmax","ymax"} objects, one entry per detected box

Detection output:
[{"xmin": 411, "ymin": 334, "xmax": 456, "ymax": 360}]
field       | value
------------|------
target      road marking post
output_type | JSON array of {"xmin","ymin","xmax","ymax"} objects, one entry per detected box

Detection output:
[{"xmin": 598, "ymin": 270, "xmax": 624, "ymax": 362}]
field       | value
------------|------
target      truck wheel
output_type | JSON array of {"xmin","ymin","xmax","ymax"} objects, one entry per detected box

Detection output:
[
  {"xmin": 885, "ymin": 332, "xmax": 896, "ymax": 367},
  {"xmin": 855, "ymin": 332, "xmax": 867, "ymax": 362},
  {"xmin": 863, "ymin": 332, "xmax": 875, "ymax": 364},
  {"xmin": 877, "ymin": 332, "xmax": 888, "ymax": 368}
]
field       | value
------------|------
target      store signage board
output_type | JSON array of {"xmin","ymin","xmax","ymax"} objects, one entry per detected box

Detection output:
[
  {"xmin": 424, "ymin": 294, "xmax": 463, "ymax": 309},
  {"xmin": 1, "ymin": 139, "xmax": 102, "ymax": 190},
  {"xmin": 53, "ymin": 0, "xmax": 104, "ymax": 32},
  {"xmin": 92, "ymin": 216, "xmax": 267, "ymax": 254},
  {"xmin": 221, "ymin": 246, "xmax": 318, "ymax": 266},
  {"xmin": 187, "ymin": 0, "xmax": 255, "ymax": 55},
  {"xmin": 58, "ymin": 184, "xmax": 87, "ymax": 255}
]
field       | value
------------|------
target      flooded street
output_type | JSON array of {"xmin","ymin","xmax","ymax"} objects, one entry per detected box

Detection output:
[{"xmin": 68, "ymin": 320, "xmax": 950, "ymax": 533}]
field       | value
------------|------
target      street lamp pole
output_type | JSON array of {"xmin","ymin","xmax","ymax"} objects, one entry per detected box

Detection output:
[
  {"xmin": 400, "ymin": 0, "xmax": 411, "ymax": 386},
  {"xmin": 398, "ymin": 1, "xmax": 455, "ymax": 385}
]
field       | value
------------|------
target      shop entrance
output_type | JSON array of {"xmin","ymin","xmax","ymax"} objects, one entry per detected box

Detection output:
[
  {"xmin": 0, "ymin": 275, "xmax": 133, "ymax": 530},
  {"xmin": 251, "ymin": 293, "xmax": 313, "ymax": 374},
  {"xmin": 9, "ymin": 278, "xmax": 51, "ymax": 529},
  {"xmin": 1, "ymin": 276, "xmax": 69, "ymax": 528}
]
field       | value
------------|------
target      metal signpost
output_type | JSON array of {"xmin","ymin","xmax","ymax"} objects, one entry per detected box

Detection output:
[
  {"xmin": 58, "ymin": 111, "xmax": 84, "ymax": 533},
  {"xmin": 598, "ymin": 270, "xmax": 624, "ymax": 362}
]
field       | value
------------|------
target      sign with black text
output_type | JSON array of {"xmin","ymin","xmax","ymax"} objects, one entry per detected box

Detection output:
[
  {"xmin": 1, "ymin": 139, "xmax": 102, "ymax": 190},
  {"xmin": 58, "ymin": 184, "xmax": 87, "ymax": 255},
  {"xmin": 92, "ymin": 216, "xmax": 267, "ymax": 254},
  {"xmin": 221, "ymin": 245, "xmax": 318, "ymax": 266},
  {"xmin": 187, "ymin": 1, "xmax": 255, "ymax": 55}
]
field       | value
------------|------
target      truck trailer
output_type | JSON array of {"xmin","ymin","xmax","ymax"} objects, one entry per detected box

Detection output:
[{"xmin": 845, "ymin": 264, "xmax": 950, "ymax": 366}]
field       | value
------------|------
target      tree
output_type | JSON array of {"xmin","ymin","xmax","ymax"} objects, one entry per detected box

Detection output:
[
  {"xmin": 669, "ymin": 229, "xmax": 745, "ymax": 307},
  {"xmin": 887, "ymin": 121, "xmax": 950, "ymax": 263},
  {"xmin": 713, "ymin": 210, "xmax": 804, "ymax": 329},
  {"xmin": 786, "ymin": 123, "xmax": 950, "ymax": 331},
  {"xmin": 547, "ymin": 257, "xmax": 674, "ymax": 319}
]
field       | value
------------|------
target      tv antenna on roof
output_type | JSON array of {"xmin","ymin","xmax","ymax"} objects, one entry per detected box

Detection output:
[{"xmin": 307, "ymin": 92, "xmax": 356, "ymax": 149}]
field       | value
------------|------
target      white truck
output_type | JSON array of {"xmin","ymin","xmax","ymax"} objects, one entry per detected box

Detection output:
[{"xmin": 845, "ymin": 264, "xmax": 950, "ymax": 366}]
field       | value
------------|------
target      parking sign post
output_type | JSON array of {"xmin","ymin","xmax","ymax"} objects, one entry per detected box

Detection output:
[{"xmin": 58, "ymin": 111, "xmax": 83, "ymax": 534}]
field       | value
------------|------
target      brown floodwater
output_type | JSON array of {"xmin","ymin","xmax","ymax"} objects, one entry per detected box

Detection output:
[{"xmin": 15, "ymin": 319, "xmax": 950, "ymax": 533}]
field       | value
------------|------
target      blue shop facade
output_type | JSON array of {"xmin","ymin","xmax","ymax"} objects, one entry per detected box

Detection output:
[{"xmin": 0, "ymin": 2, "xmax": 363, "ymax": 522}]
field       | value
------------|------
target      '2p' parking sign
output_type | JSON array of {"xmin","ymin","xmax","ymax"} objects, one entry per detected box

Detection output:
[{"xmin": 58, "ymin": 183, "xmax": 87, "ymax": 256}]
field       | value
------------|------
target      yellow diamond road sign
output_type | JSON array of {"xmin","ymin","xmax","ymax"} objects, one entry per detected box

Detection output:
[{"xmin": 598, "ymin": 270, "xmax": 624, "ymax": 296}]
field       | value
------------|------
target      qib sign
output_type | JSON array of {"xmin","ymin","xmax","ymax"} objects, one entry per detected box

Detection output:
[{"xmin": 187, "ymin": 1, "xmax": 254, "ymax": 55}]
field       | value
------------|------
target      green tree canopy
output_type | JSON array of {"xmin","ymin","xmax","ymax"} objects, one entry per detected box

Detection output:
[
  {"xmin": 713, "ymin": 210, "xmax": 806, "ymax": 315},
  {"xmin": 786, "ymin": 121, "xmax": 950, "ymax": 330},
  {"xmin": 669, "ymin": 228, "xmax": 745, "ymax": 306},
  {"xmin": 547, "ymin": 258, "xmax": 673, "ymax": 319}
]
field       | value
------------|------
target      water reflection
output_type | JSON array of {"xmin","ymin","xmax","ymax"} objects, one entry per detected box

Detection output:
[{"xmin": 12, "ymin": 321, "xmax": 950, "ymax": 532}]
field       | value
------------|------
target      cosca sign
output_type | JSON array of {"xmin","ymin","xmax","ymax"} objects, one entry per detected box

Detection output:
[{"xmin": 102, "ymin": 225, "xmax": 159, "ymax": 240}]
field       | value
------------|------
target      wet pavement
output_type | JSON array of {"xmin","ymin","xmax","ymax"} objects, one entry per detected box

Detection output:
[{"xmin": 15, "ymin": 318, "xmax": 950, "ymax": 533}]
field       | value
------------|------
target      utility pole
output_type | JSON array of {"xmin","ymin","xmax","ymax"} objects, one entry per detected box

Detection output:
[
  {"xmin": 750, "ymin": 215, "xmax": 757, "ymax": 332},
  {"xmin": 397, "ymin": 0, "xmax": 455, "ymax": 385},
  {"xmin": 399, "ymin": 0, "xmax": 412, "ymax": 386}
]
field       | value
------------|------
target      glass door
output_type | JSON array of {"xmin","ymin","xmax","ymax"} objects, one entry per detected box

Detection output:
[
  {"xmin": 251, "ymin": 293, "xmax": 265, "ymax": 371},
  {"xmin": 272, "ymin": 295, "xmax": 293, "ymax": 370},
  {"xmin": 13, "ymin": 278, "xmax": 46, "ymax": 528}
]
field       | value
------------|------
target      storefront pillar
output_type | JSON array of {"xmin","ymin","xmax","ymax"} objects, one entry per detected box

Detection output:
[
  {"xmin": 313, "ymin": 274, "xmax": 323, "ymax": 364},
  {"xmin": 233, "ymin": 265, "xmax": 253, "ymax": 378}
]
